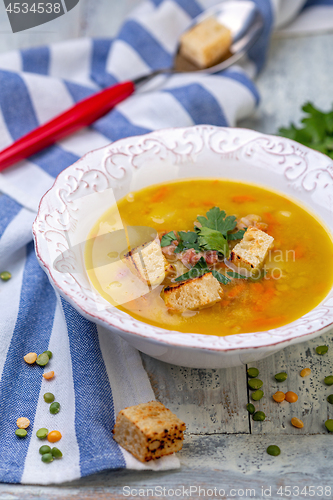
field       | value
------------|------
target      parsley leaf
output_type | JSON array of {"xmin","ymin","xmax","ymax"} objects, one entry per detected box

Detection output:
[
  {"xmin": 227, "ymin": 271, "xmax": 248, "ymax": 280},
  {"xmin": 160, "ymin": 231, "xmax": 177, "ymax": 247},
  {"xmin": 279, "ymin": 102, "xmax": 333, "ymax": 160},
  {"xmin": 174, "ymin": 257, "xmax": 209, "ymax": 282},
  {"xmin": 228, "ymin": 229, "xmax": 246, "ymax": 241},
  {"xmin": 174, "ymin": 257, "xmax": 231, "ymax": 284},
  {"xmin": 195, "ymin": 207, "xmax": 238, "ymax": 256},
  {"xmin": 174, "ymin": 231, "xmax": 200, "ymax": 253},
  {"xmin": 197, "ymin": 227, "xmax": 230, "ymax": 257},
  {"xmin": 211, "ymin": 270, "xmax": 231, "ymax": 285},
  {"xmin": 197, "ymin": 207, "xmax": 237, "ymax": 236}
]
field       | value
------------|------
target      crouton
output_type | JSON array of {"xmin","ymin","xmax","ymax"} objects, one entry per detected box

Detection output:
[
  {"xmin": 163, "ymin": 272, "xmax": 222, "ymax": 312},
  {"xmin": 179, "ymin": 17, "xmax": 232, "ymax": 69},
  {"xmin": 113, "ymin": 401, "xmax": 186, "ymax": 462},
  {"xmin": 231, "ymin": 228, "xmax": 274, "ymax": 272},
  {"xmin": 124, "ymin": 238, "xmax": 173, "ymax": 287}
]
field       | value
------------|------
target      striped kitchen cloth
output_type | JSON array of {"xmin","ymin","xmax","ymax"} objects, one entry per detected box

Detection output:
[{"xmin": 0, "ymin": 0, "xmax": 331, "ymax": 485}]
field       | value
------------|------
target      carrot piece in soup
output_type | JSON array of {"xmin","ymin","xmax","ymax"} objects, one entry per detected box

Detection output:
[
  {"xmin": 251, "ymin": 283, "xmax": 264, "ymax": 294},
  {"xmin": 232, "ymin": 195, "xmax": 256, "ymax": 203},
  {"xmin": 249, "ymin": 316, "xmax": 287, "ymax": 329},
  {"xmin": 227, "ymin": 282, "xmax": 247, "ymax": 299},
  {"xmin": 150, "ymin": 186, "xmax": 169, "ymax": 203},
  {"xmin": 253, "ymin": 283, "xmax": 276, "ymax": 312},
  {"xmin": 293, "ymin": 245, "xmax": 306, "ymax": 259},
  {"xmin": 263, "ymin": 212, "xmax": 280, "ymax": 225}
]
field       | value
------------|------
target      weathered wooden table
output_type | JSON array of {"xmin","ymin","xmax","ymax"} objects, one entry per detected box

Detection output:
[{"xmin": 1, "ymin": 1, "xmax": 333, "ymax": 498}]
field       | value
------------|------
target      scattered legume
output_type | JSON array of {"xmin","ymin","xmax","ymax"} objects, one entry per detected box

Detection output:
[
  {"xmin": 36, "ymin": 353, "xmax": 49, "ymax": 367},
  {"xmin": 0, "ymin": 271, "xmax": 11, "ymax": 281},
  {"xmin": 324, "ymin": 376, "xmax": 333, "ymax": 386},
  {"xmin": 51, "ymin": 447, "xmax": 63, "ymax": 459},
  {"xmin": 47, "ymin": 430, "xmax": 62, "ymax": 443},
  {"xmin": 248, "ymin": 379, "xmax": 263, "ymax": 390},
  {"xmin": 43, "ymin": 351, "xmax": 53, "ymax": 360},
  {"xmin": 252, "ymin": 390, "xmax": 264, "ymax": 401},
  {"xmin": 16, "ymin": 417, "xmax": 30, "ymax": 429},
  {"xmin": 246, "ymin": 403, "xmax": 255, "ymax": 414},
  {"xmin": 43, "ymin": 371, "xmax": 55, "ymax": 380},
  {"xmin": 316, "ymin": 345, "xmax": 328, "ymax": 355},
  {"xmin": 272, "ymin": 391, "xmax": 285, "ymax": 403},
  {"xmin": 327, "ymin": 394, "xmax": 333, "ymax": 404},
  {"xmin": 36, "ymin": 428, "xmax": 49, "ymax": 439},
  {"xmin": 23, "ymin": 352, "xmax": 37, "ymax": 365},
  {"xmin": 15, "ymin": 429, "xmax": 27, "ymax": 438},
  {"xmin": 50, "ymin": 402, "xmax": 60, "ymax": 415},
  {"xmin": 291, "ymin": 417, "xmax": 304, "ymax": 428},
  {"xmin": 39, "ymin": 445, "xmax": 51, "ymax": 455},
  {"xmin": 300, "ymin": 368, "xmax": 311, "ymax": 377},
  {"xmin": 285, "ymin": 391, "xmax": 298, "ymax": 403},
  {"xmin": 44, "ymin": 393, "xmax": 55, "ymax": 403},
  {"xmin": 247, "ymin": 367, "xmax": 259, "ymax": 378},
  {"xmin": 41, "ymin": 453, "xmax": 53, "ymax": 463},
  {"xmin": 267, "ymin": 445, "xmax": 280, "ymax": 456},
  {"xmin": 252, "ymin": 411, "xmax": 266, "ymax": 421},
  {"xmin": 275, "ymin": 372, "xmax": 288, "ymax": 382},
  {"xmin": 325, "ymin": 419, "xmax": 333, "ymax": 433}
]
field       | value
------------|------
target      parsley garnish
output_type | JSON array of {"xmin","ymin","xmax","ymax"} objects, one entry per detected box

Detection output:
[
  {"xmin": 196, "ymin": 207, "xmax": 237, "ymax": 236},
  {"xmin": 228, "ymin": 229, "xmax": 246, "ymax": 241},
  {"xmin": 195, "ymin": 207, "xmax": 238, "ymax": 258},
  {"xmin": 279, "ymin": 102, "xmax": 333, "ymax": 159},
  {"xmin": 160, "ymin": 231, "xmax": 177, "ymax": 247},
  {"xmin": 161, "ymin": 208, "xmax": 245, "ymax": 260},
  {"xmin": 174, "ymin": 257, "xmax": 231, "ymax": 284},
  {"xmin": 174, "ymin": 231, "xmax": 200, "ymax": 253},
  {"xmin": 227, "ymin": 271, "xmax": 248, "ymax": 280}
]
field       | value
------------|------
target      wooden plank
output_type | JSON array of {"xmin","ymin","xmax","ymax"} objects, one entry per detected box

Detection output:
[
  {"xmin": 240, "ymin": 33, "xmax": 333, "ymax": 133},
  {"xmin": 249, "ymin": 332, "xmax": 333, "ymax": 435},
  {"xmin": 2, "ymin": 434, "xmax": 333, "ymax": 499},
  {"xmin": 141, "ymin": 353, "xmax": 250, "ymax": 434}
]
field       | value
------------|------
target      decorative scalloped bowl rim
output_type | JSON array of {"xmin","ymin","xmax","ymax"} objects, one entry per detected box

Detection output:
[{"xmin": 33, "ymin": 125, "xmax": 333, "ymax": 353}]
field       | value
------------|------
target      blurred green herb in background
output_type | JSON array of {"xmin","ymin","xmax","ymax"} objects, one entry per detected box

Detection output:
[{"xmin": 279, "ymin": 102, "xmax": 333, "ymax": 159}]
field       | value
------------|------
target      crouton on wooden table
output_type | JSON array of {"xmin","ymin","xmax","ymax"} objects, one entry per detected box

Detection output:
[
  {"xmin": 113, "ymin": 401, "xmax": 186, "ymax": 462},
  {"xmin": 123, "ymin": 238, "xmax": 173, "ymax": 286},
  {"xmin": 231, "ymin": 228, "xmax": 274, "ymax": 272},
  {"xmin": 163, "ymin": 272, "xmax": 222, "ymax": 312},
  {"xmin": 179, "ymin": 17, "xmax": 232, "ymax": 68}
]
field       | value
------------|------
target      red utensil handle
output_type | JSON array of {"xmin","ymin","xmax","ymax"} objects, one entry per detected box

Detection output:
[{"xmin": 0, "ymin": 80, "xmax": 135, "ymax": 173}]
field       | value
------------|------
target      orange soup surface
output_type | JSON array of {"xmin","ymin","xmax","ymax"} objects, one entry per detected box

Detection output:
[{"xmin": 85, "ymin": 179, "xmax": 333, "ymax": 336}]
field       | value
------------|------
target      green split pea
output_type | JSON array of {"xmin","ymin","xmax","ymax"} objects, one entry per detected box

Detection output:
[
  {"xmin": 15, "ymin": 429, "xmax": 27, "ymax": 438},
  {"xmin": 36, "ymin": 353, "xmax": 49, "ymax": 367},
  {"xmin": 0, "ymin": 271, "xmax": 11, "ymax": 281},
  {"xmin": 248, "ymin": 379, "xmax": 263, "ymax": 390},
  {"xmin": 247, "ymin": 367, "xmax": 259, "ymax": 378},
  {"xmin": 36, "ymin": 428, "xmax": 49, "ymax": 439},
  {"xmin": 275, "ymin": 372, "xmax": 288, "ymax": 382},
  {"xmin": 316, "ymin": 345, "xmax": 328, "ymax": 355},
  {"xmin": 267, "ymin": 445, "xmax": 280, "ymax": 456},
  {"xmin": 251, "ymin": 390, "xmax": 264, "ymax": 401},
  {"xmin": 252, "ymin": 411, "xmax": 266, "ymax": 422}
]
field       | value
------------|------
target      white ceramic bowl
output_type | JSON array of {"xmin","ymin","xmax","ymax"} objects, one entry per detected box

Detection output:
[{"xmin": 33, "ymin": 126, "xmax": 333, "ymax": 368}]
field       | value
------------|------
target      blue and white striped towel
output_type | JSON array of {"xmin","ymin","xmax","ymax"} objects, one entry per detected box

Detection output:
[{"xmin": 0, "ymin": 0, "xmax": 332, "ymax": 485}]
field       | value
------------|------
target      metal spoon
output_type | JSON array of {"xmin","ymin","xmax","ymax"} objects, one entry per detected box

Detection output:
[
  {"xmin": 136, "ymin": 0, "xmax": 264, "ymax": 85},
  {"xmin": 0, "ymin": 1, "xmax": 264, "ymax": 172}
]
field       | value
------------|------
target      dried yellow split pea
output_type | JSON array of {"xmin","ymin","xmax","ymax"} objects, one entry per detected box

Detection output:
[
  {"xmin": 17, "ymin": 417, "xmax": 30, "ymax": 429},
  {"xmin": 291, "ymin": 417, "xmax": 304, "ymax": 429},
  {"xmin": 43, "ymin": 371, "xmax": 55, "ymax": 380},
  {"xmin": 24, "ymin": 352, "xmax": 37, "ymax": 364}
]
